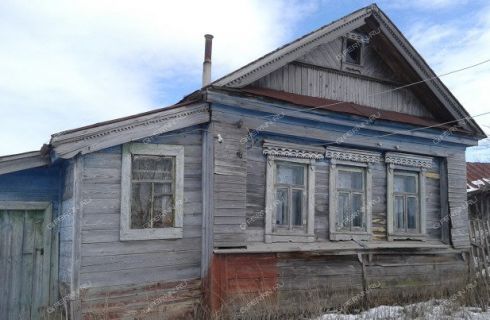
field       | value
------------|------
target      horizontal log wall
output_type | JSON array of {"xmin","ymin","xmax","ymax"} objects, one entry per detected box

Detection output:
[
  {"xmin": 210, "ymin": 252, "xmax": 468, "ymax": 316},
  {"xmin": 243, "ymin": 135, "xmax": 443, "ymax": 244},
  {"xmin": 81, "ymin": 279, "xmax": 201, "ymax": 320},
  {"xmin": 78, "ymin": 127, "xmax": 204, "ymax": 318},
  {"xmin": 212, "ymin": 112, "xmax": 248, "ymax": 247}
]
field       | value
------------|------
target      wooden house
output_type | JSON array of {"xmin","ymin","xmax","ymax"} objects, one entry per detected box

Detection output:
[
  {"xmin": 467, "ymin": 162, "xmax": 490, "ymax": 219},
  {"xmin": 0, "ymin": 4, "xmax": 486, "ymax": 319}
]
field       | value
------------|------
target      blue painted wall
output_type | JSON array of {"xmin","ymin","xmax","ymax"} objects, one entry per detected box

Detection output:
[{"xmin": 0, "ymin": 164, "xmax": 63, "ymax": 216}]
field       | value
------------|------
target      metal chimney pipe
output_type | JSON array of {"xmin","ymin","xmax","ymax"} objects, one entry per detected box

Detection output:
[{"xmin": 202, "ymin": 34, "xmax": 213, "ymax": 87}]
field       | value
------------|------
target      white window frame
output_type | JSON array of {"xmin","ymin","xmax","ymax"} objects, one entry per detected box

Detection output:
[
  {"xmin": 387, "ymin": 164, "xmax": 426, "ymax": 241},
  {"xmin": 263, "ymin": 140, "xmax": 324, "ymax": 243},
  {"xmin": 329, "ymin": 160, "xmax": 373, "ymax": 241},
  {"xmin": 325, "ymin": 147, "xmax": 381, "ymax": 241},
  {"xmin": 385, "ymin": 152, "xmax": 431, "ymax": 241},
  {"xmin": 120, "ymin": 143, "xmax": 184, "ymax": 241},
  {"xmin": 265, "ymin": 156, "xmax": 316, "ymax": 243}
]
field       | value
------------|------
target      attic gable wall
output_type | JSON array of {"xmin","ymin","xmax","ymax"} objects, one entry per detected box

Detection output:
[
  {"xmin": 250, "ymin": 60, "xmax": 434, "ymax": 119},
  {"xmin": 296, "ymin": 37, "xmax": 399, "ymax": 83}
]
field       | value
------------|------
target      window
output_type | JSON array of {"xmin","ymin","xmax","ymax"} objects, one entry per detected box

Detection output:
[
  {"xmin": 326, "ymin": 147, "xmax": 380, "ymax": 241},
  {"xmin": 393, "ymin": 172, "xmax": 418, "ymax": 233},
  {"xmin": 275, "ymin": 162, "xmax": 306, "ymax": 229},
  {"xmin": 336, "ymin": 168, "xmax": 365, "ymax": 232},
  {"xmin": 345, "ymin": 38, "xmax": 361, "ymax": 65},
  {"xmin": 386, "ymin": 152, "xmax": 431, "ymax": 241},
  {"xmin": 120, "ymin": 143, "xmax": 184, "ymax": 240},
  {"xmin": 263, "ymin": 140, "xmax": 323, "ymax": 243}
]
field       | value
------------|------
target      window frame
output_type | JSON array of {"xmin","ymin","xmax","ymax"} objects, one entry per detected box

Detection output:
[
  {"xmin": 120, "ymin": 143, "xmax": 184, "ymax": 241},
  {"xmin": 341, "ymin": 33, "xmax": 365, "ymax": 73},
  {"xmin": 265, "ymin": 156, "xmax": 316, "ymax": 243},
  {"xmin": 329, "ymin": 160, "xmax": 373, "ymax": 241},
  {"xmin": 387, "ymin": 163, "xmax": 427, "ymax": 241},
  {"xmin": 274, "ymin": 161, "xmax": 307, "ymax": 231},
  {"xmin": 336, "ymin": 166, "xmax": 366, "ymax": 232}
]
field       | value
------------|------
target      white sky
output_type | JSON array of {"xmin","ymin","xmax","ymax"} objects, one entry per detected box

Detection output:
[{"xmin": 0, "ymin": 0, "xmax": 489, "ymax": 158}]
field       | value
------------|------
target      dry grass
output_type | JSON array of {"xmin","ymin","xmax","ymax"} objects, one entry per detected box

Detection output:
[{"xmin": 193, "ymin": 275, "xmax": 490, "ymax": 320}]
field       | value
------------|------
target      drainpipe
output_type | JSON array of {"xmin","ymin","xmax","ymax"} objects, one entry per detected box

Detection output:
[{"xmin": 202, "ymin": 34, "xmax": 213, "ymax": 87}]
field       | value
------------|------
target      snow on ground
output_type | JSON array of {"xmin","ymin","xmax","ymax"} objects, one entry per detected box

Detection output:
[{"xmin": 317, "ymin": 300, "xmax": 490, "ymax": 319}]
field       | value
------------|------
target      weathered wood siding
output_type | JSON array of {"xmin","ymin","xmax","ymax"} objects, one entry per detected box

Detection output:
[
  {"xmin": 243, "ymin": 136, "xmax": 443, "ymax": 244},
  {"xmin": 365, "ymin": 253, "xmax": 467, "ymax": 300},
  {"xmin": 211, "ymin": 252, "xmax": 468, "ymax": 316},
  {"xmin": 212, "ymin": 110, "xmax": 248, "ymax": 247},
  {"xmin": 78, "ymin": 127, "xmax": 203, "ymax": 318},
  {"xmin": 251, "ymin": 62, "xmax": 433, "ymax": 118},
  {"xmin": 59, "ymin": 161, "xmax": 74, "ymax": 288},
  {"xmin": 0, "ymin": 166, "xmax": 62, "ymax": 311},
  {"xmin": 296, "ymin": 37, "xmax": 400, "ymax": 82},
  {"xmin": 447, "ymin": 151, "xmax": 471, "ymax": 248}
]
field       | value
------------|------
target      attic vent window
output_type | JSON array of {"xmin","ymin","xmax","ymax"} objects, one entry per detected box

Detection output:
[{"xmin": 345, "ymin": 39, "xmax": 361, "ymax": 65}]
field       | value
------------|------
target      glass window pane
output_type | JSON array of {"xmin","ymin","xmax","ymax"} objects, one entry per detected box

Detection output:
[
  {"xmin": 153, "ymin": 183, "xmax": 174, "ymax": 228},
  {"xmin": 394, "ymin": 174, "xmax": 416, "ymax": 193},
  {"xmin": 132, "ymin": 155, "xmax": 174, "ymax": 181},
  {"xmin": 277, "ymin": 164, "xmax": 304, "ymax": 185},
  {"xmin": 407, "ymin": 197, "xmax": 417, "ymax": 230},
  {"xmin": 395, "ymin": 196, "xmax": 405, "ymax": 230},
  {"xmin": 131, "ymin": 182, "xmax": 152, "ymax": 229},
  {"xmin": 352, "ymin": 193, "xmax": 363, "ymax": 228},
  {"xmin": 276, "ymin": 189, "xmax": 289, "ymax": 225},
  {"xmin": 292, "ymin": 190, "xmax": 303, "ymax": 226},
  {"xmin": 131, "ymin": 155, "xmax": 175, "ymax": 229},
  {"xmin": 337, "ymin": 170, "xmax": 363, "ymax": 190},
  {"xmin": 337, "ymin": 193, "xmax": 350, "ymax": 230}
]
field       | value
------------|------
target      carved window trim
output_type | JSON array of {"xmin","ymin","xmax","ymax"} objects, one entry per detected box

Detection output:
[
  {"xmin": 326, "ymin": 147, "xmax": 380, "ymax": 241},
  {"xmin": 264, "ymin": 140, "xmax": 322, "ymax": 243},
  {"xmin": 385, "ymin": 152, "xmax": 431, "ymax": 241},
  {"xmin": 120, "ymin": 143, "xmax": 184, "ymax": 241}
]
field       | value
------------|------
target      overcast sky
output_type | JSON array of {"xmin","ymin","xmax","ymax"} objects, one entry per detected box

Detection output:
[{"xmin": 1, "ymin": 0, "xmax": 489, "ymax": 159}]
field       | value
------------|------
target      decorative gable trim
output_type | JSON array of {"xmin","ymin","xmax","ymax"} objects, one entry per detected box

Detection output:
[
  {"xmin": 385, "ymin": 152, "xmax": 433, "ymax": 168},
  {"xmin": 263, "ymin": 140, "xmax": 324, "ymax": 160},
  {"xmin": 369, "ymin": 9, "xmax": 482, "ymax": 136},
  {"xmin": 50, "ymin": 103, "xmax": 210, "ymax": 159},
  {"xmin": 325, "ymin": 147, "xmax": 381, "ymax": 163},
  {"xmin": 209, "ymin": 4, "xmax": 483, "ymax": 137},
  {"xmin": 212, "ymin": 7, "xmax": 372, "ymax": 88}
]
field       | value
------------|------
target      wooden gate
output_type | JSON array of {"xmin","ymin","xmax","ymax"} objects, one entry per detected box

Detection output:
[{"xmin": 0, "ymin": 202, "xmax": 54, "ymax": 320}]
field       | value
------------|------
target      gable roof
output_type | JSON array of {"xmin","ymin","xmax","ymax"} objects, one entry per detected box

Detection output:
[
  {"xmin": 467, "ymin": 162, "xmax": 490, "ymax": 193},
  {"xmin": 211, "ymin": 4, "xmax": 485, "ymax": 138}
]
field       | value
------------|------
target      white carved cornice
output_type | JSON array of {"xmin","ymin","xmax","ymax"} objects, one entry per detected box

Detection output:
[
  {"xmin": 325, "ymin": 146, "xmax": 381, "ymax": 163},
  {"xmin": 385, "ymin": 152, "xmax": 433, "ymax": 168},
  {"xmin": 263, "ymin": 140, "xmax": 324, "ymax": 160}
]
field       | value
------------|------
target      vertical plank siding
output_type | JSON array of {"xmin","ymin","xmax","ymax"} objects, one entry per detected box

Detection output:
[
  {"xmin": 252, "ymin": 62, "xmax": 432, "ymax": 118},
  {"xmin": 0, "ymin": 166, "xmax": 61, "ymax": 318},
  {"xmin": 77, "ymin": 128, "xmax": 204, "ymax": 318}
]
